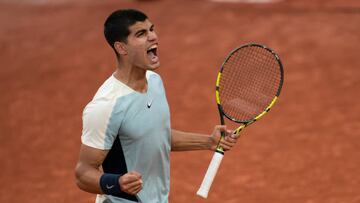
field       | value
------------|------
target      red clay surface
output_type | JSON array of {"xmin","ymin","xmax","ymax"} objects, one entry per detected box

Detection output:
[{"xmin": 1, "ymin": 0, "xmax": 359, "ymax": 202}]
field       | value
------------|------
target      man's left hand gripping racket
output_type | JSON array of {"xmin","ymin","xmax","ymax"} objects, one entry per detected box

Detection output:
[{"xmin": 197, "ymin": 43, "xmax": 284, "ymax": 198}]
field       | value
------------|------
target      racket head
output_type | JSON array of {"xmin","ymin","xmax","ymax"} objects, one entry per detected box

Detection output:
[{"xmin": 216, "ymin": 43, "xmax": 284, "ymax": 124}]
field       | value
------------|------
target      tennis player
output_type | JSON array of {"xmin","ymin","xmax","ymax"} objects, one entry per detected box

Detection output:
[{"xmin": 75, "ymin": 9, "xmax": 239, "ymax": 203}]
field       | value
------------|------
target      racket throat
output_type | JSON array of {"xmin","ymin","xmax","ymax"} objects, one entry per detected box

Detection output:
[{"xmin": 234, "ymin": 124, "xmax": 246, "ymax": 136}]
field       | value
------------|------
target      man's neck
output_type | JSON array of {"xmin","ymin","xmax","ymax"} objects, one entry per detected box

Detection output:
[{"xmin": 113, "ymin": 63, "xmax": 148, "ymax": 93}]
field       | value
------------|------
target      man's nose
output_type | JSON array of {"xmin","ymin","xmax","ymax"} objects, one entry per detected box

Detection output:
[{"xmin": 148, "ymin": 31, "xmax": 157, "ymax": 41}]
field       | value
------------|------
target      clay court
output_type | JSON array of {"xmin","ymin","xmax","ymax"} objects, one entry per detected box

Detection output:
[{"xmin": 1, "ymin": 0, "xmax": 359, "ymax": 202}]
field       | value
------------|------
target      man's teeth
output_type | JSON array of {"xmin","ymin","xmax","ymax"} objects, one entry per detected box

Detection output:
[{"xmin": 148, "ymin": 45, "xmax": 158, "ymax": 51}]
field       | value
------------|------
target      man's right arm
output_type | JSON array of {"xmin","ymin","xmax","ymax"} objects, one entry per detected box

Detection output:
[
  {"xmin": 75, "ymin": 144, "xmax": 108, "ymax": 193},
  {"xmin": 75, "ymin": 144, "xmax": 143, "ymax": 195}
]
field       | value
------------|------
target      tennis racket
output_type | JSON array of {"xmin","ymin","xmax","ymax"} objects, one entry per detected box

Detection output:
[{"xmin": 196, "ymin": 43, "xmax": 284, "ymax": 198}]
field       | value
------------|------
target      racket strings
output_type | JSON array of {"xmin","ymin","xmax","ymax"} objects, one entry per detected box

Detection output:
[{"xmin": 219, "ymin": 46, "xmax": 281, "ymax": 121}]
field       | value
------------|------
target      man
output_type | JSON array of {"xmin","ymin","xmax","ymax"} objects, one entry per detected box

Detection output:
[{"xmin": 75, "ymin": 9, "xmax": 239, "ymax": 203}]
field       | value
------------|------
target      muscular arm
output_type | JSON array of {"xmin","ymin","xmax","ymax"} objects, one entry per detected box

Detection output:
[
  {"xmin": 171, "ymin": 126, "xmax": 238, "ymax": 151},
  {"xmin": 75, "ymin": 144, "xmax": 108, "ymax": 194},
  {"xmin": 75, "ymin": 144, "xmax": 143, "ymax": 195}
]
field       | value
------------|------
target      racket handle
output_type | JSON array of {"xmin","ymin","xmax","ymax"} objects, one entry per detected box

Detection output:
[{"xmin": 196, "ymin": 151, "xmax": 224, "ymax": 198}]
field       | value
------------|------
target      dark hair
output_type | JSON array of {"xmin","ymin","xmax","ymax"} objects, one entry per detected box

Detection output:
[{"xmin": 104, "ymin": 9, "xmax": 148, "ymax": 55}]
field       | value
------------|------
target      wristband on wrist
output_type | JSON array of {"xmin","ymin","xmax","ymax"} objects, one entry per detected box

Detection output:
[{"xmin": 99, "ymin": 173, "xmax": 122, "ymax": 196}]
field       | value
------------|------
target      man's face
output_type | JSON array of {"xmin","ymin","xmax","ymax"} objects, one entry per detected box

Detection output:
[{"xmin": 124, "ymin": 19, "xmax": 160, "ymax": 70}]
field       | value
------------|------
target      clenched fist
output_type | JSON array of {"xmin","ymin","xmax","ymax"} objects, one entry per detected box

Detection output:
[{"xmin": 119, "ymin": 171, "xmax": 143, "ymax": 195}]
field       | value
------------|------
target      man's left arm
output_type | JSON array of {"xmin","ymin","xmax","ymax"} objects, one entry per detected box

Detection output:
[{"xmin": 171, "ymin": 125, "xmax": 239, "ymax": 151}]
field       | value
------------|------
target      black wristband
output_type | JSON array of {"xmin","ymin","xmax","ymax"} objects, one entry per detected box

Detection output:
[{"xmin": 99, "ymin": 173, "xmax": 122, "ymax": 196}]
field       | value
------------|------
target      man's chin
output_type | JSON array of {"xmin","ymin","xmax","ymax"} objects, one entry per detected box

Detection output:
[{"xmin": 149, "ymin": 61, "xmax": 160, "ymax": 70}]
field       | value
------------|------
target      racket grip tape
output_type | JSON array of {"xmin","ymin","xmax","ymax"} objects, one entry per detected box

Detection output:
[{"xmin": 196, "ymin": 151, "xmax": 224, "ymax": 198}]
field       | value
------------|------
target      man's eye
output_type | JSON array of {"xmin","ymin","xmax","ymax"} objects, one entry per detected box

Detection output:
[{"xmin": 136, "ymin": 32, "xmax": 145, "ymax": 37}]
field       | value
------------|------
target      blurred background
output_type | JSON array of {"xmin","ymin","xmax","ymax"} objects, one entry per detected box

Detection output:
[{"xmin": 1, "ymin": 0, "xmax": 359, "ymax": 202}]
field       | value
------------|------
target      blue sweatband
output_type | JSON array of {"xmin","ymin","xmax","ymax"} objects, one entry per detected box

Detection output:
[{"xmin": 100, "ymin": 173, "xmax": 122, "ymax": 196}]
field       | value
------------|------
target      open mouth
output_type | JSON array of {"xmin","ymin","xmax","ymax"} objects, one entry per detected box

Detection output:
[{"xmin": 147, "ymin": 44, "xmax": 159, "ymax": 64}]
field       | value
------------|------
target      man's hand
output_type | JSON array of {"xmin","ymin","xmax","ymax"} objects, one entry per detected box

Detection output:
[
  {"xmin": 119, "ymin": 171, "xmax": 143, "ymax": 195},
  {"xmin": 209, "ymin": 125, "xmax": 239, "ymax": 151}
]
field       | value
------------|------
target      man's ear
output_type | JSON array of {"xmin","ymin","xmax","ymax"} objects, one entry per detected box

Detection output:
[{"xmin": 114, "ymin": 41, "xmax": 127, "ymax": 55}]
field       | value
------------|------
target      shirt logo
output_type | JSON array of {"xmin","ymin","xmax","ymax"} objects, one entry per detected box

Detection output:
[{"xmin": 147, "ymin": 99, "xmax": 153, "ymax": 108}]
